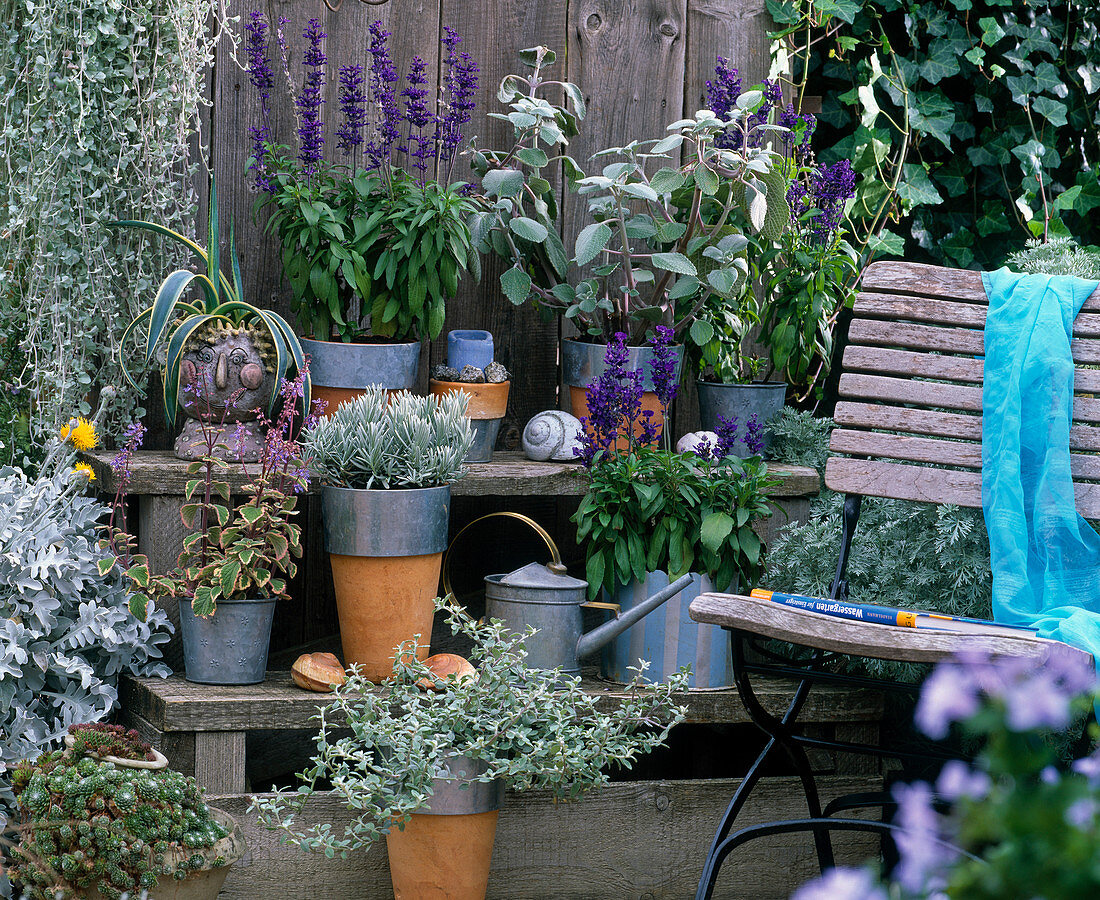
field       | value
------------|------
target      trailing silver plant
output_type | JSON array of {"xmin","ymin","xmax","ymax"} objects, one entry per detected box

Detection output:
[
  {"xmin": 1005, "ymin": 237, "xmax": 1100, "ymax": 281},
  {"xmin": 305, "ymin": 388, "xmax": 474, "ymax": 489},
  {"xmin": 0, "ymin": 442, "xmax": 172, "ymax": 813}
]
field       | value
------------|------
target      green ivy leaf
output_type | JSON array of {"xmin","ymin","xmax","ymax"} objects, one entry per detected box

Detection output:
[
  {"xmin": 898, "ymin": 163, "xmax": 945, "ymax": 207},
  {"xmin": 1031, "ymin": 96, "xmax": 1068, "ymax": 127}
]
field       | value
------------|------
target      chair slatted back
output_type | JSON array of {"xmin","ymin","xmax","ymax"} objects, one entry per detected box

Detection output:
[{"xmin": 825, "ymin": 261, "xmax": 1100, "ymax": 516}]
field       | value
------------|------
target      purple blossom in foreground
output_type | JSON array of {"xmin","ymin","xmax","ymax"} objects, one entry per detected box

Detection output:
[
  {"xmin": 935, "ymin": 760, "xmax": 990, "ymax": 802},
  {"xmin": 743, "ymin": 414, "xmax": 765, "ymax": 456},
  {"xmin": 790, "ymin": 867, "xmax": 887, "ymax": 900},
  {"xmin": 437, "ymin": 26, "xmax": 479, "ymax": 177},
  {"xmin": 111, "ymin": 421, "xmax": 147, "ymax": 482},
  {"xmin": 1073, "ymin": 750, "xmax": 1100, "ymax": 785},
  {"xmin": 745, "ymin": 79, "xmax": 783, "ymax": 148},
  {"xmin": 707, "ymin": 56, "xmax": 742, "ymax": 151},
  {"xmin": 649, "ymin": 326, "xmax": 679, "ymax": 411},
  {"xmin": 575, "ymin": 333, "xmax": 644, "ymax": 466},
  {"xmin": 296, "ymin": 18, "xmax": 327, "ymax": 174},
  {"xmin": 778, "ymin": 103, "xmax": 816, "ymax": 163},
  {"xmin": 336, "ymin": 64, "xmax": 367, "ymax": 160},
  {"xmin": 891, "ymin": 781, "xmax": 952, "ymax": 893},
  {"xmin": 365, "ymin": 21, "xmax": 401, "ymax": 171},
  {"xmin": 714, "ymin": 414, "xmax": 740, "ymax": 459},
  {"xmin": 1067, "ymin": 797, "xmax": 1098, "ymax": 829},
  {"xmin": 245, "ymin": 12, "xmax": 275, "ymax": 192},
  {"xmin": 806, "ymin": 159, "xmax": 856, "ymax": 242}
]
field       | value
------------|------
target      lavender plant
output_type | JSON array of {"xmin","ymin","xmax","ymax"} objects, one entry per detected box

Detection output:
[
  {"xmin": 473, "ymin": 49, "xmax": 791, "ymax": 345},
  {"xmin": 573, "ymin": 329, "xmax": 776, "ymax": 597},
  {"xmin": 793, "ymin": 650, "xmax": 1100, "ymax": 900},
  {"xmin": 247, "ymin": 15, "xmax": 480, "ymax": 343}
]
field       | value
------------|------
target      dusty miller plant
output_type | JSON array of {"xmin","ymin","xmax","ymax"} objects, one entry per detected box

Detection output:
[
  {"xmin": 0, "ymin": 440, "xmax": 172, "ymax": 814},
  {"xmin": 0, "ymin": 0, "xmax": 224, "ymax": 455},
  {"xmin": 304, "ymin": 388, "xmax": 473, "ymax": 489},
  {"xmin": 252, "ymin": 597, "xmax": 688, "ymax": 853},
  {"xmin": 1005, "ymin": 237, "xmax": 1100, "ymax": 280}
]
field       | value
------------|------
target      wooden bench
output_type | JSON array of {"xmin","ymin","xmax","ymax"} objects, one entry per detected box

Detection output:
[{"xmin": 689, "ymin": 261, "xmax": 1100, "ymax": 898}]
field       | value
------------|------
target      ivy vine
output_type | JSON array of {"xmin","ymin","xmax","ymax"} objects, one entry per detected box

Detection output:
[{"xmin": 770, "ymin": 0, "xmax": 1100, "ymax": 268}]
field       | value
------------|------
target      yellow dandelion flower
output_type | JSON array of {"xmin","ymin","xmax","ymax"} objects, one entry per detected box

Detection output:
[
  {"xmin": 60, "ymin": 417, "xmax": 98, "ymax": 451},
  {"xmin": 71, "ymin": 463, "xmax": 96, "ymax": 482}
]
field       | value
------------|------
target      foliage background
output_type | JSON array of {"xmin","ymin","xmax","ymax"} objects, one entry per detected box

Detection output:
[
  {"xmin": 0, "ymin": 0, "xmax": 220, "ymax": 461},
  {"xmin": 773, "ymin": 0, "xmax": 1100, "ymax": 268}
]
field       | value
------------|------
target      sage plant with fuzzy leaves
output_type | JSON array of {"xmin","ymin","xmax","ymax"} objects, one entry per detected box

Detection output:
[
  {"xmin": 252, "ymin": 597, "xmax": 688, "ymax": 854},
  {"xmin": 304, "ymin": 387, "xmax": 473, "ymax": 489}
]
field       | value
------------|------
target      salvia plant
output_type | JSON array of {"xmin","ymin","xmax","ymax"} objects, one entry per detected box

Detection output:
[
  {"xmin": 473, "ymin": 48, "xmax": 791, "ymax": 345},
  {"xmin": 101, "ymin": 370, "xmax": 318, "ymax": 618},
  {"xmin": 305, "ymin": 387, "xmax": 473, "ymax": 489},
  {"xmin": 0, "ymin": 427, "xmax": 170, "ymax": 813},
  {"xmin": 9, "ymin": 745, "xmax": 229, "ymax": 900},
  {"xmin": 573, "ymin": 329, "xmax": 776, "ymax": 598},
  {"xmin": 246, "ymin": 15, "xmax": 480, "ymax": 343},
  {"xmin": 252, "ymin": 597, "xmax": 688, "ymax": 853},
  {"xmin": 793, "ymin": 650, "xmax": 1100, "ymax": 900}
]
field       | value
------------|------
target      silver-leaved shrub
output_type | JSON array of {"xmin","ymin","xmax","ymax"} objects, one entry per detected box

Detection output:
[{"xmin": 0, "ymin": 455, "xmax": 171, "ymax": 809}]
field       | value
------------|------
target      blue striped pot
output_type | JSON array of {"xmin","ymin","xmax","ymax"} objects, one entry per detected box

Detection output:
[{"xmin": 598, "ymin": 572, "xmax": 734, "ymax": 689}]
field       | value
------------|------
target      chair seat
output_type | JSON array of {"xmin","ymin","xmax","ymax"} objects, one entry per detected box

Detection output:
[{"xmin": 689, "ymin": 593, "xmax": 1094, "ymax": 667}]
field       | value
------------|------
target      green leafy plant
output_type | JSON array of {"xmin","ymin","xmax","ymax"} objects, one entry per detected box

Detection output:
[
  {"xmin": 474, "ymin": 48, "xmax": 790, "ymax": 344},
  {"xmin": 66, "ymin": 724, "xmax": 155, "ymax": 763},
  {"xmin": 110, "ymin": 179, "xmax": 308, "ymax": 429},
  {"xmin": 9, "ymin": 743, "xmax": 230, "ymax": 900},
  {"xmin": 304, "ymin": 387, "xmax": 474, "ymax": 489},
  {"xmin": 251, "ymin": 597, "xmax": 688, "ymax": 852},
  {"xmin": 101, "ymin": 371, "xmax": 314, "ymax": 619}
]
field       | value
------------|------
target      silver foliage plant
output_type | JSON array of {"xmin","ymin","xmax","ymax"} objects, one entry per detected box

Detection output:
[
  {"xmin": 1005, "ymin": 237, "xmax": 1100, "ymax": 280},
  {"xmin": 0, "ymin": 443, "xmax": 172, "ymax": 809},
  {"xmin": 252, "ymin": 597, "xmax": 688, "ymax": 854},
  {"xmin": 305, "ymin": 388, "xmax": 474, "ymax": 489}
]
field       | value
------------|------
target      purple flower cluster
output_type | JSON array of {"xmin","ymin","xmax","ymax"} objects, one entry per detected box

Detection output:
[
  {"xmin": 791, "ymin": 868, "xmax": 886, "ymax": 900},
  {"xmin": 365, "ymin": 21, "xmax": 402, "ymax": 172},
  {"xmin": 436, "ymin": 26, "xmax": 479, "ymax": 178},
  {"xmin": 744, "ymin": 414, "xmax": 765, "ymax": 455},
  {"xmin": 296, "ymin": 18, "xmax": 327, "ymax": 175},
  {"xmin": 336, "ymin": 64, "xmax": 367, "ymax": 159},
  {"xmin": 778, "ymin": 103, "xmax": 816, "ymax": 163},
  {"xmin": 914, "ymin": 649, "xmax": 1096, "ymax": 740},
  {"xmin": 744, "ymin": 79, "xmax": 783, "ymax": 148},
  {"xmin": 245, "ymin": 12, "xmax": 275, "ymax": 192},
  {"xmin": 789, "ymin": 159, "xmax": 857, "ymax": 244},
  {"xmin": 111, "ymin": 421, "xmax": 147, "ymax": 482},
  {"xmin": 402, "ymin": 56, "xmax": 435, "ymax": 176},
  {"xmin": 707, "ymin": 56, "xmax": 782, "ymax": 151},
  {"xmin": 649, "ymin": 326, "xmax": 679, "ymax": 410},
  {"xmin": 575, "ymin": 334, "xmax": 643, "ymax": 466},
  {"xmin": 706, "ymin": 56, "xmax": 742, "ymax": 125}
]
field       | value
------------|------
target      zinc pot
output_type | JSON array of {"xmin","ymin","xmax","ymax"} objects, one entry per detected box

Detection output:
[
  {"xmin": 302, "ymin": 336, "xmax": 421, "ymax": 416},
  {"xmin": 599, "ymin": 572, "xmax": 734, "ymax": 689},
  {"xmin": 562, "ymin": 339, "xmax": 682, "ymax": 444},
  {"xmin": 322, "ymin": 485, "xmax": 450, "ymax": 681},
  {"xmin": 696, "ymin": 380, "xmax": 787, "ymax": 458},
  {"xmin": 88, "ymin": 809, "xmax": 247, "ymax": 900},
  {"xmin": 178, "ymin": 596, "xmax": 276, "ymax": 686},
  {"xmin": 386, "ymin": 755, "xmax": 504, "ymax": 900},
  {"xmin": 430, "ymin": 379, "xmax": 510, "ymax": 462}
]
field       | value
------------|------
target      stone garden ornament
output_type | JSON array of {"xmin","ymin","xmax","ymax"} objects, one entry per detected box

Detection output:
[{"xmin": 522, "ymin": 410, "xmax": 584, "ymax": 461}]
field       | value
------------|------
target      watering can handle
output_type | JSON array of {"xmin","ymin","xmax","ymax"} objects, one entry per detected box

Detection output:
[
  {"xmin": 580, "ymin": 600, "xmax": 622, "ymax": 614},
  {"xmin": 441, "ymin": 511, "xmax": 565, "ymax": 601}
]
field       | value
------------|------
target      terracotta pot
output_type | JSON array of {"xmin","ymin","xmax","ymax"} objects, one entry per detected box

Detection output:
[
  {"xmin": 385, "ymin": 756, "xmax": 503, "ymax": 900},
  {"xmin": 303, "ymin": 337, "xmax": 421, "ymax": 417},
  {"xmin": 321, "ymin": 485, "xmax": 450, "ymax": 681},
  {"xmin": 429, "ymin": 379, "xmax": 511, "ymax": 462},
  {"xmin": 568, "ymin": 385, "xmax": 668, "ymax": 448}
]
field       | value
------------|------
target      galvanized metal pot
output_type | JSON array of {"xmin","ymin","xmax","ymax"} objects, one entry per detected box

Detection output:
[
  {"xmin": 430, "ymin": 379, "xmax": 510, "ymax": 462},
  {"xmin": 385, "ymin": 755, "xmax": 503, "ymax": 900},
  {"xmin": 322, "ymin": 485, "xmax": 450, "ymax": 682},
  {"xmin": 696, "ymin": 381, "xmax": 787, "ymax": 458},
  {"xmin": 599, "ymin": 572, "xmax": 736, "ymax": 689},
  {"xmin": 178, "ymin": 596, "xmax": 277, "ymax": 685},
  {"xmin": 302, "ymin": 337, "xmax": 421, "ymax": 416},
  {"xmin": 562, "ymin": 338, "xmax": 682, "ymax": 444}
]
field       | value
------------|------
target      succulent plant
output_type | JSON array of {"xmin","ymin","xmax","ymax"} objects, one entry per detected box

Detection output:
[
  {"xmin": 8, "ymin": 746, "xmax": 228, "ymax": 900},
  {"xmin": 67, "ymin": 724, "xmax": 155, "ymax": 763}
]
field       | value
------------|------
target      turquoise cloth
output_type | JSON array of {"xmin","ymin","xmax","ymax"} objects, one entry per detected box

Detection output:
[{"xmin": 982, "ymin": 268, "xmax": 1100, "ymax": 661}]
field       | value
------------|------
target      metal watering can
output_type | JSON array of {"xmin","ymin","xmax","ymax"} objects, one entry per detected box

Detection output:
[{"xmin": 444, "ymin": 513, "xmax": 694, "ymax": 676}]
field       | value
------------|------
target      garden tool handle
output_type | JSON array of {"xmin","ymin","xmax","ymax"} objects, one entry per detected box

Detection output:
[
  {"xmin": 580, "ymin": 600, "xmax": 622, "ymax": 614},
  {"xmin": 442, "ymin": 511, "xmax": 565, "ymax": 601}
]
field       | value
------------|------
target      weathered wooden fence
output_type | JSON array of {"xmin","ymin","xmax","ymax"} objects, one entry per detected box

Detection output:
[{"xmin": 211, "ymin": 0, "xmax": 773, "ymax": 445}]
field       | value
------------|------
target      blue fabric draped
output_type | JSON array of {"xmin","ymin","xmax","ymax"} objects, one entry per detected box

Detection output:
[{"xmin": 982, "ymin": 268, "xmax": 1100, "ymax": 662}]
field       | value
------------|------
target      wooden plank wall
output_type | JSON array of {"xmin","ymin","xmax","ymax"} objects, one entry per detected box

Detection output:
[{"xmin": 209, "ymin": 0, "xmax": 774, "ymax": 447}]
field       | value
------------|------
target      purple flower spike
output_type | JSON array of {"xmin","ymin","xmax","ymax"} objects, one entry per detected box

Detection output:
[
  {"xmin": 576, "ymin": 333, "xmax": 644, "ymax": 465},
  {"xmin": 743, "ymin": 414, "xmax": 765, "ymax": 456},
  {"xmin": 365, "ymin": 21, "xmax": 401, "ymax": 172},
  {"xmin": 336, "ymin": 64, "xmax": 367, "ymax": 160},
  {"xmin": 245, "ymin": 12, "xmax": 275, "ymax": 192},
  {"xmin": 649, "ymin": 325, "xmax": 679, "ymax": 412},
  {"xmin": 714, "ymin": 414, "xmax": 740, "ymax": 459},
  {"xmin": 807, "ymin": 159, "xmax": 856, "ymax": 242},
  {"xmin": 296, "ymin": 18, "xmax": 327, "ymax": 174},
  {"xmin": 437, "ymin": 26, "xmax": 479, "ymax": 179},
  {"xmin": 706, "ymin": 56, "xmax": 742, "ymax": 125},
  {"xmin": 402, "ymin": 55, "xmax": 437, "ymax": 177}
]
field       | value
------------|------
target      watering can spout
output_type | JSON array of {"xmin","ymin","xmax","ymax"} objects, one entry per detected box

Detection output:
[{"xmin": 575, "ymin": 573, "xmax": 696, "ymax": 661}]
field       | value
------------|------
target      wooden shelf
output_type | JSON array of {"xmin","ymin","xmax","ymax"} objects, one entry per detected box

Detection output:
[
  {"xmin": 83, "ymin": 449, "xmax": 820, "ymax": 499},
  {"xmin": 120, "ymin": 669, "xmax": 882, "ymax": 734}
]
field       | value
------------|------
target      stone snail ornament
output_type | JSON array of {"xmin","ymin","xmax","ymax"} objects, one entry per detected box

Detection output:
[
  {"xmin": 676, "ymin": 431, "xmax": 719, "ymax": 454},
  {"xmin": 522, "ymin": 410, "xmax": 584, "ymax": 462}
]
